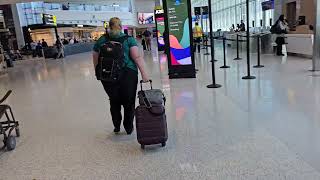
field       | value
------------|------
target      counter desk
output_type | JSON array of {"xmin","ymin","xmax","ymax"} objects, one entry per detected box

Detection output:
[
  {"xmin": 225, "ymin": 32, "xmax": 274, "ymax": 54},
  {"xmin": 43, "ymin": 42, "xmax": 95, "ymax": 59},
  {"xmin": 285, "ymin": 34, "xmax": 313, "ymax": 58}
]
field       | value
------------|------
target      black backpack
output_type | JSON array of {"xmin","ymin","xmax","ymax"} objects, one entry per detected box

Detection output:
[
  {"xmin": 96, "ymin": 35, "xmax": 128, "ymax": 82},
  {"xmin": 270, "ymin": 21, "xmax": 283, "ymax": 34}
]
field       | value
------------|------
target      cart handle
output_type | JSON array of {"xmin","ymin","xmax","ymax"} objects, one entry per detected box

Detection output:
[{"xmin": 0, "ymin": 90, "xmax": 12, "ymax": 104}]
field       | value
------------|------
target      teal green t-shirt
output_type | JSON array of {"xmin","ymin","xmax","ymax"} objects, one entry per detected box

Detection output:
[{"xmin": 93, "ymin": 32, "xmax": 138, "ymax": 72}]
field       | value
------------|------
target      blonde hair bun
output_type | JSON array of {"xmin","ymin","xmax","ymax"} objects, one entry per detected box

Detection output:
[{"xmin": 109, "ymin": 17, "xmax": 122, "ymax": 31}]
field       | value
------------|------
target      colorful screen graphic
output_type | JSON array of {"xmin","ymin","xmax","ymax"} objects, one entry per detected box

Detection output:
[
  {"xmin": 156, "ymin": 17, "xmax": 165, "ymax": 48},
  {"xmin": 138, "ymin": 13, "xmax": 155, "ymax": 25},
  {"xmin": 167, "ymin": 0, "xmax": 192, "ymax": 66}
]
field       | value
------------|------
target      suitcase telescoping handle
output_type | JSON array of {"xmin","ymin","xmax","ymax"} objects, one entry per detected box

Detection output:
[{"xmin": 140, "ymin": 80, "xmax": 153, "ymax": 91}]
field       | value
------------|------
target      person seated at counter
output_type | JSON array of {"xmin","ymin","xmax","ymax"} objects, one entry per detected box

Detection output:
[
  {"xmin": 235, "ymin": 24, "xmax": 240, "ymax": 32},
  {"xmin": 229, "ymin": 24, "xmax": 236, "ymax": 32},
  {"xmin": 309, "ymin": 25, "xmax": 314, "ymax": 33},
  {"xmin": 273, "ymin": 15, "xmax": 289, "ymax": 56},
  {"xmin": 239, "ymin": 20, "xmax": 246, "ymax": 32}
]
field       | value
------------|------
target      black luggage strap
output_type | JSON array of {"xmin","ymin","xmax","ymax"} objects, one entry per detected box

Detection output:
[
  {"xmin": 139, "ymin": 90, "xmax": 165, "ymax": 116},
  {"xmin": 140, "ymin": 80, "xmax": 166, "ymax": 106}
]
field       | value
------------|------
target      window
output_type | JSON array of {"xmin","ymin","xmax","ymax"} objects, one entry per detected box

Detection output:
[{"xmin": 198, "ymin": 0, "xmax": 274, "ymax": 31}]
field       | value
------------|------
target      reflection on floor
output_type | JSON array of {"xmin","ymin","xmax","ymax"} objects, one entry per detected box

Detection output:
[{"xmin": 1, "ymin": 45, "xmax": 320, "ymax": 179}]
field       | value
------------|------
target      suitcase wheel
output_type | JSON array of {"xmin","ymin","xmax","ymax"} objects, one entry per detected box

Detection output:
[
  {"xmin": 161, "ymin": 142, "xmax": 166, "ymax": 147},
  {"xmin": 141, "ymin": 145, "xmax": 145, "ymax": 149},
  {"xmin": 6, "ymin": 136, "xmax": 16, "ymax": 151}
]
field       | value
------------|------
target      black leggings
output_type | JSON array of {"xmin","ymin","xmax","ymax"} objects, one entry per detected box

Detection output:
[
  {"xmin": 193, "ymin": 37, "xmax": 201, "ymax": 53},
  {"xmin": 101, "ymin": 68, "xmax": 138, "ymax": 131},
  {"xmin": 276, "ymin": 37, "xmax": 285, "ymax": 55}
]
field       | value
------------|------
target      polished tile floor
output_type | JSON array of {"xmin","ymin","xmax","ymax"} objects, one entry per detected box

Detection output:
[{"xmin": 1, "ymin": 43, "xmax": 320, "ymax": 179}]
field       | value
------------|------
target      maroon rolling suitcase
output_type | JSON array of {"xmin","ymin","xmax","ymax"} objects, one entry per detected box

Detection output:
[{"xmin": 135, "ymin": 80, "xmax": 168, "ymax": 149}]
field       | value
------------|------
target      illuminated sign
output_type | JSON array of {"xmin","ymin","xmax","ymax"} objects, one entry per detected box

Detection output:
[
  {"xmin": 163, "ymin": 0, "xmax": 196, "ymax": 78},
  {"xmin": 42, "ymin": 14, "xmax": 57, "ymax": 26},
  {"xmin": 166, "ymin": 0, "xmax": 192, "ymax": 66},
  {"xmin": 155, "ymin": 9, "xmax": 164, "ymax": 14}
]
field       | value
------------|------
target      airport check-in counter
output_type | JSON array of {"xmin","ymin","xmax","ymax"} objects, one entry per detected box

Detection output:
[
  {"xmin": 225, "ymin": 32, "xmax": 274, "ymax": 54},
  {"xmin": 64, "ymin": 42, "xmax": 95, "ymax": 56},
  {"xmin": 285, "ymin": 34, "xmax": 313, "ymax": 58},
  {"xmin": 44, "ymin": 42, "xmax": 95, "ymax": 58}
]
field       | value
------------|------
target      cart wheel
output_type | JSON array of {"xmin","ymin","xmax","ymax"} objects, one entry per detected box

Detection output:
[
  {"xmin": 141, "ymin": 145, "xmax": 145, "ymax": 149},
  {"xmin": 15, "ymin": 127, "xmax": 20, "ymax": 137},
  {"xmin": 161, "ymin": 142, "xmax": 166, "ymax": 147},
  {"xmin": 6, "ymin": 136, "xmax": 16, "ymax": 151}
]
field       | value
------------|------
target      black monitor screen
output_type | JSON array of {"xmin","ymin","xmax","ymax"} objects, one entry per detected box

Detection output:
[
  {"xmin": 194, "ymin": 7, "xmax": 201, "ymax": 15},
  {"xmin": 262, "ymin": 0, "xmax": 274, "ymax": 11}
]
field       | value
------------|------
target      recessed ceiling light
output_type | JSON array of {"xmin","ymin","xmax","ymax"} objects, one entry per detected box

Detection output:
[{"xmin": 111, "ymin": 3, "xmax": 120, "ymax": 7}]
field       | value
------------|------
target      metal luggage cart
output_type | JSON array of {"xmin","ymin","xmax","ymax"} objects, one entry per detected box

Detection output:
[{"xmin": 0, "ymin": 90, "xmax": 20, "ymax": 151}]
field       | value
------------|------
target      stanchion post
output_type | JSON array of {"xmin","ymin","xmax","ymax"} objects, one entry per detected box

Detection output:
[
  {"xmin": 234, "ymin": 34, "xmax": 242, "ymax": 60},
  {"xmin": 207, "ymin": 0, "xmax": 221, "ymax": 89},
  {"xmin": 242, "ymin": 0, "xmax": 256, "ymax": 80},
  {"xmin": 201, "ymin": 9, "xmax": 206, "ymax": 50},
  {"xmin": 204, "ymin": 35, "xmax": 210, "ymax": 55},
  {"xmin": 220, "ymin": 37, "xmax": 230, "ymax": 69},
  {"xmin": 253, "ymin": 35, "xmax": 264, "ymax": 68}
]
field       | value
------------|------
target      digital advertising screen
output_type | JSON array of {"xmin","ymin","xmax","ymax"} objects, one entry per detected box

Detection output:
[
  {"xmin": 138, "ymin": 13, "xmax": 155, "ymax": 25},
  {"xmin": 156, "ymin": 17, "xmax": 165, "ymax": 49},
  {"xmin": 166, "ymin": 0, "xmax": 192, "ymax": 66}
]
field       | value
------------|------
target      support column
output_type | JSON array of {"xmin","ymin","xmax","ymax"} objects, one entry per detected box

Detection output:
[
  {"xmin": 11, "ymin": 4, "xmax": 25, "ymax": 49},
  {"xmin": 312, "ymin": 0, "xmax": 320, "ymax": 71}
]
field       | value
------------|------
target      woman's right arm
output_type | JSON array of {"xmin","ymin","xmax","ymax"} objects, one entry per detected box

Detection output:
[
  {"xmin": 92, "ymin": 51, "xmax": 99, "ymax": 68},
  {"xmin": 130, "ymin": 46, "xmax": 149, "ymax": 82}
]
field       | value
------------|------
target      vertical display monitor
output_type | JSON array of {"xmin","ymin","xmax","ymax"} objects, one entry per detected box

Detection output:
[
  {"xmin": 155, "ymin": 9, "xmax": 165, "ymax": 51},
  {"xmin": 165, "ymin": 0, "xmax": 193, "ymax": 66},
  {"xmin": 156, "ymin": 17, "xmax": 165, "ymax": 50}
]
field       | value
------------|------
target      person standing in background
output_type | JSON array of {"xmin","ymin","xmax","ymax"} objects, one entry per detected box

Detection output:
[
  {"xmin": 36, "ymin": 41, "xmax": 43, "ymax": 57},
  {"xmin": 193, "ymin": 22, "xmax": 203, "ymax": 53},
  {"xmin": 143, "ymin": 29, "xmax": 152, "ymax": 51},
  {"xmin": 69, "ymin": 38, "xmax": 74, "ymax": 44},
  {"xmin": 41, "ymin": 39, "xmax": 48, "ymax": 48},
  {"xmin": 30, "ymin": 41, "xmax": 37, "ymax": 57},
  {"xmin": 56, "ymin": 36, "xmax": 65, "ymax": 59}
]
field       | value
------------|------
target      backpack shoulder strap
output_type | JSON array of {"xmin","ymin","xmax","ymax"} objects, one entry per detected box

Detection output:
[{"xmin": 117, "ymin": 35, "xmax": 130, "ymax": 44}]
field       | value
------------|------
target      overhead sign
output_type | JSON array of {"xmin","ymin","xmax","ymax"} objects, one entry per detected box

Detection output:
[
  {"xmin": 42, "ymin": 14, "xmax": 57, "ymax": 26},
  {"xmin": 103, "ymin": 21, "xmax": 109, "ymax": 28},
  {"xmin": 262, "ymin": 0, "xmax": 274, "ymax": 11},
  {"xmin": 155, "ymin": 9, "xmax": 164, "ymax": 14},
  {"xmin": 163, "ymin": 0, "xmax": 195, "ymax": 78}
]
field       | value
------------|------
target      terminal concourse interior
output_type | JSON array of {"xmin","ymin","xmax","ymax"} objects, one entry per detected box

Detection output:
[{"xmin": 1, "ymin": 42, "xmax": 320, "ymax": 179}]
